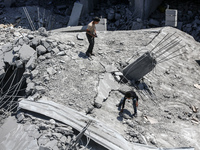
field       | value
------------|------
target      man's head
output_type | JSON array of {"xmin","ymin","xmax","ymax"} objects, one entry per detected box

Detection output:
[
  {"xmin": 125, "ymin": 91, "xmax": 132, "ymax": 99},
  {"xmin": 93, "ymin": 17, "xmax": 100, "ymax": 24}
]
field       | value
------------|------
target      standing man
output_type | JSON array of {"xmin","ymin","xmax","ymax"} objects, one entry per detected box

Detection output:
[
  {"xmin": 85, "ymin": 17, "xmax": 100, "ymax": 57},
  {"xmin": 117, "ymin": 91, "xmax": 139, "ymax": 117}
]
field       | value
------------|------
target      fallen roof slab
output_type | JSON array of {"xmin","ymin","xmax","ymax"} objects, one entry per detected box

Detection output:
[
  {"xmin": 18, "ymin": 98, "xmax": 194, "ymax": 150},
  {"xmin": 19, "ymin": 98, "xmax": 132, "ymax": 150}
]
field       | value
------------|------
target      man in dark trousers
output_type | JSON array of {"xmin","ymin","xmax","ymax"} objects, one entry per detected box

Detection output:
[
  {"xmin": 117, "ymin": 91, "xmax": 139, "ymax": 117},
  {"xmin": 85, "ymin": 17, "xmax": 100, "ymax": 57}
]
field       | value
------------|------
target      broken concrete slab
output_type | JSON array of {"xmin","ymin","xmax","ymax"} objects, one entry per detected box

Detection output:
[
  {"xmin": 25, "ymin": 55, "xmax": 36, "ymax": 70},
  {"xmin": 68, "ymin": 2, "xmax": 83, "ymax": 26},
  {"xmin": 0, "ymin": 116, "xmax": 39, "ymax": 150},
  {"xmin": 47, "ymin": 67, "xmax": 57, "ymax": 75},
  {"xmin": 95, "ymin": 73, "xmax": 120, "ymax": 108},
  {"xmin": 2, "ymin": 43, "xmax": 13, "ymax": 52},
  {"xmin": 36, "ymin": 45, "xmax": 47, "ymax": 55},
  {"xmin": 165, "ymin": 9, "xmax": 178, "ymax": 27},
  {"xmin": 4, "ymin": 50, "xmax": 15, "ymax": 65},
  {"xmin": 51, "ymin": 26, "xmax": 87, "ymax": 33},
  {"xmin": 19, "ymin": 44, "xmax": 36, "ymax": 62},
  {"xmin": 19, "ymin": 98, "xmax": 133, "ymax": 150},
  {"xmin": 123, "ymin": 52, "xmax": 157, "ymax": 81}
]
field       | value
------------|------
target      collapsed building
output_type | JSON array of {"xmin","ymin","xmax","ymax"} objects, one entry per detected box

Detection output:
[{"xmin": 0, "ymin": 0, "xmax": 200, "ymax": 150}]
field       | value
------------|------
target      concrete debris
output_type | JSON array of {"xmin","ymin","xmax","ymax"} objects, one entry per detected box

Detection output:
[
  {"xmin": 4, "ymin": 50, "xmax": 15, "ymax": 65},
  {"xmin": 0, "ymin": 9, "xmax": 199, "ymax": 149},
  {"xmin": 95, "ymin": 73, "xmax": 120, "ymax": 108},
  {"xmin": 47, "ymin": 67, "xmax": 57, "ymax": 75},
  {"xmin": 194, "ymin": 84, "xmax": 200, "ymax": 90},
  {"xmin": 190, "ymin": 105, "xmax": 198, "ymax": 113},
  {"xmin": 36, "ymin": 45, "xmax": 47, "ymax": 55},
  {"xmin": 19, "ymin": 44, "xmax": 36, "ymax": 62}
]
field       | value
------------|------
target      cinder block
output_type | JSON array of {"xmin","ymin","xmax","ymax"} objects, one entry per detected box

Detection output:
[
  {"xmin": 165, "ymin": 9, "xmax": 178, "ymax": 27},
  {"xmin": 96, "ymin": 18, "xmax": 107, "ymax": 31}
]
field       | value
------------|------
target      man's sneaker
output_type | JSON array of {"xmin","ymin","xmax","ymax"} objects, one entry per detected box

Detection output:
[
  {"xmin": 86, "ymin": 53, "xmax": 91, "ymax": 57},
  {"xmin": 132, "ymin": 113, "xmax": 137, "ymax": 117},
  {"xmin": 91, "ymin": 53, "xmax": 95, "ymax": 56}
]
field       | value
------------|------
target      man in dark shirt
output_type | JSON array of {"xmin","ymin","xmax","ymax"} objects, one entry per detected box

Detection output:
[{"xmin": 117, "ymin": 91, "xmax": 139, "ymax": 117}]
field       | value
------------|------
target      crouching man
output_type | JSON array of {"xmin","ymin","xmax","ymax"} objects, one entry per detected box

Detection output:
[{"xmin": 117, "ymin": 91, "xmax": 139, "ymax": 117}]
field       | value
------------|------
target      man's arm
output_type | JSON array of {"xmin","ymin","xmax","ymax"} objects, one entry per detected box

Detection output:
[{"xmin": 86, "ymin": 29, "xmax": 96, "ymax": 37}]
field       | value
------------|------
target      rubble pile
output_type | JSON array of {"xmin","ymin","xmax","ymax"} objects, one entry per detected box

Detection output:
[
  {"xmin": 0, "ymin": 0, "xmax": 200, "ymax": 42},
  {"xmin": 80, "ymin": 0, "xmax": 200, "ymax": 42},
  {"xmin": 16, "ymin": 111, "xmax": 91, "ymax": 150}
]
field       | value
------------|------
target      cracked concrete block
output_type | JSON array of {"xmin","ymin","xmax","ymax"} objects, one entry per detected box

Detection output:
[
  {"xmin": 47, "ymin": 67, "xmax": 57, "ymax": 75},
  {"xmin": 27, "ymin": 34, "xmax": 34, "ymax": 39},
  {"xmin": 49, "ymin": 119, "xmax": 56, "ymax": 125},
  {"xmin": 4, "ymin": 50, "xmax": 15, "ymax": 65},
  {"xmin": 42, "ymin": 41, "xmax": 50, "ymax": 49},
  {"xmin": 55, "ymin": 127, "xmax": 73, "ymax": 135},
  {"xmin": 60, "ymin": 136, "xmax": 67, "ymax": 143},
  {"xmin": 95, "ymin": 73, "xmax": 120, "ymax": 108},
  {"xmin": 32, "ymin": 37, "xmax": 41, "ymax": 47},
  {"xmin": 52, "ymin": 133, "xmax": 62, "ymax": 139},
  {"xmin": 38, "ymin": 55, "xmax": 46, "ymax": 61},
  {"xmin": 38, "ymin": 27, "xmax": 48, "ymax": 37},
  {"xmin": 44, "ymin": 53, "xmax": 51, "ymax": 59},
  {"xmin": 15, "ymin": 60, "xmax": 23, "ymax": 68},
  {"xmin": 68, "ymin": 2, "xmax": 83, "ymax": 26},
  {"xmin": 52, "ymin": 47, "xmax": 60, "ymax": 54},
  {"xmin": 18, "ymin": 38, "xmax": 25, "ymax": 45},
  {"xmin": 2, "ymin": 43, "xmax": 12, "ymax": 52},
  {"xmin": 23, "ymin": 69, "xmax": 31, "ymax": 78},
  {"xmin": 17, "ymin": 112, "xmax": 25, "ymax": 122},
  {"xmin": 26, "ymin": 82, "xmax": 35, "ymax": 94},
  {"xmin": 123, "ymin": 52, "xmax": 156, "ymax": 81},
  {"xmin": 31, "ymin": 69, "xmax": 39, "ymax": 78},
  {"xmin": 19, "ymin": 44, "xmax": 36, "ymax": 62},
  {"xmin": 58, "ymin": 44, "xmax": 66, "ymax": 51},
  {"xmin": 38, "ymin": 135, "xmax": 50, "ymax": 146},
  {"xmin": 13, "ymin": 45, "xmax": 21, "ymax": 53},
  {"xmin": 101, "ymin": 63, "xmax": 119, "ymax": 72},
  {"xmin": 26, "ymin": 55, "xmax": 36, "ymax": 70},
  {"xmin": 57, "ymin": 51, "xmax": 66, "ymax": 56},
  {"xmin": 23, "ymin": 37, "xmax": 30, "ymax": 45},
  {"xmin": 37, "ymin": 45, "xmax": 47, "ymax": 55},
  {"xmin": 35, "ymin": 86, "xmax": 46, "ymax": 94},
  {"xmin": 46, "ymin": 38, "xmax": 55, "ymax": 43}
]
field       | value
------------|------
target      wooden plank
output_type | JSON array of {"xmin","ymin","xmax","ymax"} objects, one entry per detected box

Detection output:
[{"xmin": 19, "ymin": 98, "xmax": 132, "ymax": 150}]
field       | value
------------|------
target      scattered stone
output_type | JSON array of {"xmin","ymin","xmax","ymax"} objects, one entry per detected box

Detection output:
[
  {"xmin": 52, "ymin": 47, "xmax": 60, "ymax": 54},
  {"xmin": 32, "ymin": 37, "xmax": 41, "ymax": 47},
  {"xmin": 4, "ymin": 50, "xmax": 15, "ymax": 65},
  {"xmin": 16, "ymin": 112, "xmax": 25, "ymax": 122},
  {"xmin": 57, "ymin": 51, "xmax": 66, "ymax": 56},
  {"xmin": 47, "ymin": 67, "xmax": 57, "ymax": 75},
  {"xmin": 76, "ymin": 33, "xmax": 84, "ymax": 40},
  {"xmin": 19, "ymin": 44, "xmax": 36, "ymax": 62},
  {"xmin": 37, "ymin": 45, "xmax": 47, "ymax": 55},
  {"xmin": 35, "ymin": 86, "xmax": 46, "ymax": 94},
  {"xmin": 31, "ymin": 69, "xmax": 39, "ymax": 78}
]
